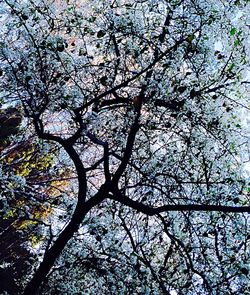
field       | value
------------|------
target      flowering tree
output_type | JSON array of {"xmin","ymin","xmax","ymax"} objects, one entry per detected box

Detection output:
[{"xmin": 0, "ymin": 0, "xmax": 250, "ymax": 294}]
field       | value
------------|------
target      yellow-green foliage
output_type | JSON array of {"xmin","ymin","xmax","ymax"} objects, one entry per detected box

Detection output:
[
  {"xmin": 5, "ymin": 143, "xmax": 54, "ymax": 177},
  {"xmin": 2, "ymin": 142, "xmax": 55, "ymax": 238}
]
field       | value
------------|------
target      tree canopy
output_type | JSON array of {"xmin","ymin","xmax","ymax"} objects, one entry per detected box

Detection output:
[{"xmin": 0, "ymin": 0, "xmax": 250, "ymax": 294}]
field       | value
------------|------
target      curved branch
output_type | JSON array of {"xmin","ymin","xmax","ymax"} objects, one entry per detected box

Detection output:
[
  {"xmin": 109, "ymin": 188, "xmax": 250, "ymax": 214},
  {"xmin": 23, "ymin": 119, "xmax": 91, "ymax": 294}
]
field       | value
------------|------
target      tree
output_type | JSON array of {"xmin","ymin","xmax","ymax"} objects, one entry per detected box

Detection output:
[
  {"xmin": 0, "ymin": 105, "xmax": 67, "ymax": 293},
  {"xmin": 0, "ymin": 0, "xmax": 250, "ymax": 294}
]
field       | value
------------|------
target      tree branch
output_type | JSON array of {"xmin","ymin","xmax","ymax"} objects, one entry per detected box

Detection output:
[
  {"xmin": 109, "ymin": 189, "xmax": 250, "ymax": 214},
  {"xmin": 23, "ymin": 184, "xmax": 108, "ymax": 295}
]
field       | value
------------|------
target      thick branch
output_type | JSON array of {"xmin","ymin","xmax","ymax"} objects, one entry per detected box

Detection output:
[
  {"xmin": 23, "ymin": 119, "xmax": 90, "ymax": 294},
  {"xmin": 33, "ymin": 118, "xmax": 87, "ymax": 203},
  {"xmin": 109, "ymin": 189, "xmax": 250, "ymax": 214},
  {"xmin": 23, "ymin": 185, "xmax": 108, "ymax": 295}
]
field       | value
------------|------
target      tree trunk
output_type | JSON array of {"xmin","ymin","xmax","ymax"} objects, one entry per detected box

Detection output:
[{"xmin": 23, "ymin": 189, "xmax": 106, "ymax": 295}]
